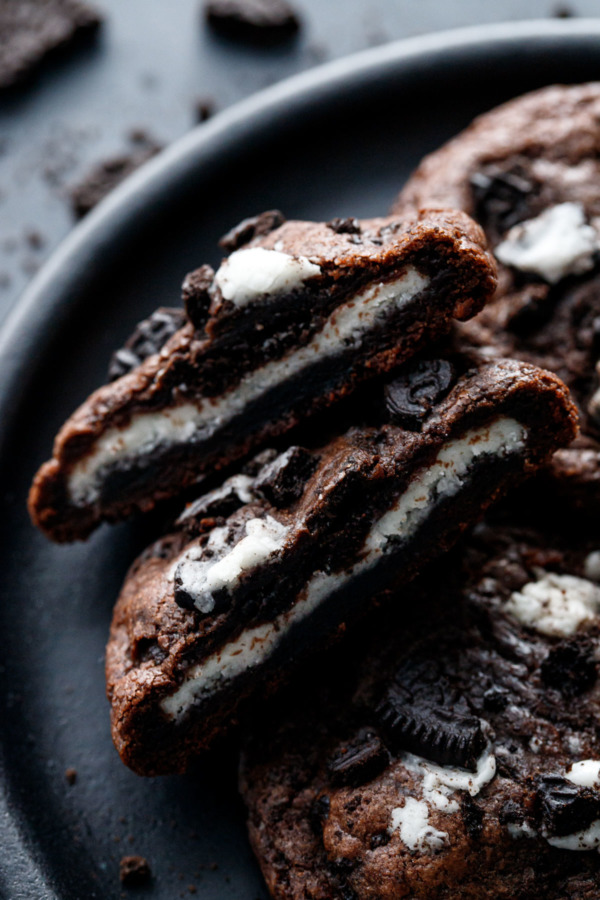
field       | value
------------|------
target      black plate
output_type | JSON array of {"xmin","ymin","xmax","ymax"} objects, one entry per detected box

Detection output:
[{"xmin": 2, "ymin": 19, "xmax": 600, "ymax": 899}]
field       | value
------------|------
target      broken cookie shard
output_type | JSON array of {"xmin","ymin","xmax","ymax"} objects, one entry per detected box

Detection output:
[
  {"xmin": 105, "ymin": 358, "xmax": 576, "ymax": 776},
  {"xmin": 29, "ymin": 209, "xmax": 496, "ymax": 542}
]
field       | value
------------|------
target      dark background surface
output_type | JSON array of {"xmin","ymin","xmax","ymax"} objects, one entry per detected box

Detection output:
[
  {"xmin": 2, "ymin": 6, "xmax": 600, "ymax": 900},
  {"xmin": 0, "ymin": 0, "xmax": 594, "ymax": 328}
]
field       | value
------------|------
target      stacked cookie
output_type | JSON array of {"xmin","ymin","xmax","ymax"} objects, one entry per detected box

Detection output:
[{"xmin": 28, "ymin": 84, "xmax": 600, "ymax": 899}]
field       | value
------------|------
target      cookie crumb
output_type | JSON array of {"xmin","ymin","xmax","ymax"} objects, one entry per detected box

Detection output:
[
  {"xmin": 553, "ymin": 4, "xmax": 575, "ymax": 16},
  {"xmin": 119, "ymin": 855, "xmax": 151, "ymax": 886},
  {"xmin": 195, "ymin": 97, "xmax": 215, "ymax": 123},
  {"xmin": 25, "ymin": 229, "xmax": 44, "ymax": 250},
  {"xmin": 64, "ymin": 767, "xmax": 77, "ymax": 785}
]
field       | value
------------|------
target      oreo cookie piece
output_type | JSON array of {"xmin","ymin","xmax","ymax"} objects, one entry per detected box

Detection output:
[
  {"xmin": 204, "ymin": 0, "xmax": 300, "ymax": 42},
  {"xmin": 376, "ymin": 681, "xmax": 485, "ymax": 771},
  {"xmin": 0, "ymin": 0, "xmax": 102, "ymax": 91},
  {"xmin": 69, "ymin": 135, "xmax": 162, "ymax": 219},
  {"xmin": 29, "ymin": 209, "xmax": 497, "ymax": 542},
  {"xmin": 240, "ymin": 524, "xmax": 600, "ymax": 899},
  {"xmin": 105, "ymin": 356, "xmax": 576, "ymax": 775},
  {"xmin": 536, "ymin": 774, "xmax": 600, "ymax": 837},
  {"xmin": 384, "ymin": 359, "xmax": 455, "ymax": 431},
  {"xmin": 394, "ymin": 83, "xmax": 600, "ymax": 515},
  {"xmin": 108, "ymin": 308, "xmax": 187, "ymax": 381}
]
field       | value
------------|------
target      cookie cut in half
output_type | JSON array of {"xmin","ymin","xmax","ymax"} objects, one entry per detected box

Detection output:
[
  {"xmin": 29, "ymin": 209, "xmax": 496, "ymax": 542},
  {"xmin": 394, "ymin": 82, "xmax": 600, "ymax": 514},
  {"xmin": 105, "ymin": 355, "xmax": 576, "ymax": 775},
  {"xmin": 240, "ymin": 523, "xmax": 600, "ymax": 900}
]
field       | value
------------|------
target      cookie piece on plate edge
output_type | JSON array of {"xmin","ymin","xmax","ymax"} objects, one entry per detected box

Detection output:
[
  {"xmin": 29, "ymin": 208, "xmax": 496, "ymax": 542},
  {"xmin": 240, "ymin": 521, "xmax": 600, "ymax": 900},
  {"xmin": 105, "ymin": 353, "xmax": 576, "ymax": 776},
  {"xmin": 393, "ymin": 82, "xmax": 600, "ymax": 515}
]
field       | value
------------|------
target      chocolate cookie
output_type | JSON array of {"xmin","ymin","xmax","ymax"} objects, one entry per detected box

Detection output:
[
  {"xmin": 393, "ymin": 83, "xmax": 600, "ymax": 513},
  {"xmin": 105, "ymin": 356, "xmax": 576, "ymax": 776},
  {"xmin": 240, "ymin": 523, "xmax": 600, "ymax": 899},
  {"xmin": 29, "ymin": 209, "xmax": 497, "ymax": 542}
]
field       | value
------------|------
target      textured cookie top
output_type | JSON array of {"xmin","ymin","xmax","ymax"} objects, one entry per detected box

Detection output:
[
  {"xmin": 396, "ymin": 83, "xmax": 600, "ymax": 230},
  {"xmin": 241, "ymin": 523, "xmax": 600, "ymax": 900}
]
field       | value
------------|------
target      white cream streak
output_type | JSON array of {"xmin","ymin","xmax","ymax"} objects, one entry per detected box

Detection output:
[
  {"xmin": 215, "ymin": 247, "xmax": 321, "ymax": 305},
  {"xmin": 68, "ymin": 268, "xmax": 428, "ymax": 505},
  {"xmin": 160, "ymin": 417, "xmax": 526, "ymax": 720}
]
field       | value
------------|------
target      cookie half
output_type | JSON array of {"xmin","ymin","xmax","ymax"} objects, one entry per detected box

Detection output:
[
  {"xmin": 105, "ymin": 356, "xmax": 576, "ymax": 775},
  {"xmin": 240, "ymin": 523, "xmax": 600, "ymax": 899},
  {"xmin": 29, "ymin": 209, "xmax": 496, "ymax": 542},
  {"xmin": 394, "ymin": 82, "xmax": 600, "ymax": 513}
]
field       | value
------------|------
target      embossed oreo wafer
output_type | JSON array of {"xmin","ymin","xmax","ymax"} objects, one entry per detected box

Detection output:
[
  {"xmin": 29, "ymin": 209, "xmax": 496, "ymax": 542},
  {"xmin": 105, "ymin": 357, "xmax": 576, "ymax": 775},
  {"xmin": 394, "ymin": 83, "xmax": 600, "ymax": 513},
  {"xmin": 240, "ymin": 523, "xmax": 600, "ymax": 899}
]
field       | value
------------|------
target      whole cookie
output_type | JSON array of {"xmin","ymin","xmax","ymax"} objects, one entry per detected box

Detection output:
[
  {"xmin": 241, "ymin": 523, "xmax": 600, "ymax": 899},
  {"xmin": 394, "ymin": 83, "xmax": 600, "ymax": 513}
]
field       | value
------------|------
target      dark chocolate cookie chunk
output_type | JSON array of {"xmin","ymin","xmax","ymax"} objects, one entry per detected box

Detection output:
[
  {"xmin": 105, "ymin": 356, "xmax": 576, "ymax": 775},
  {"xmin": 327, "ymin": 217, "xmax": 362, "ymax": 235},
  {"xmin": 240, "ymin": 524, "xmax": 600, "ymax": 899},
  {"xmin": 0, "ymin": 0, "xmax": 102, "ymax": 91},
  {"xmin": 29, "ymin": 209, "xmax": 497, "ymax": 542},
  {"xmin": 326, "ymin": 730, "xmax": 389, "ymax": 788},
  {"xmin": 253, "ymin": 445, "xmax": 318, "ymax": 507},
  {"xmin": 219, "ymin": 210, "xmax": 286, "ymax": 252},
  {"xmin": 394, "ymin": 83, "xmax": 600, "ymax": 514},
  {"xmin": 181, "ymin": 265, "xmax": 215, "ymax": 331},
  {"xmin": 204, "ymin": 0, "xmax": 299, "ymax": 42}
]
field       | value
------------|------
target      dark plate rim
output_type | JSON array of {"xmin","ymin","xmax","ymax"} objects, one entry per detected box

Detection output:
[{"xmin": 2, "ymin": 18, "xmax": 600, "ymax": 897}]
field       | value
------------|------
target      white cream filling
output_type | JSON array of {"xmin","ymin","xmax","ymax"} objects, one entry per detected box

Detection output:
[
  {"xmin": 507, "ymin": 821, "xmax": 537, "ymax": 840},
  {"xmin": 505, "ymin": 572, "xmax": 600, "ymax": 638},
  {"xmin": 175, "ymin": 515, "xmax": 289, "ymax": 612},
  {"xmin": 160, "ymin": 417, "xmax": 526, "ymax": 720},
  {"xmin": 68, "ymin": 267, "xmax": 428, "ymax": 505},
  {"xmin": 214, "ymin": 247, "xmax": 321, "ymax": 305},
  {"xmin": 363, "ymin": 418, "xmax": 524, "ymax": 558},
  {"xmin": 390, "ymin": 744, "xmax": 496, "ymax": 852},
  {"xmin": 402, "ymin": 743, "xmax": 497, "ymax": 813},
  {"xmin": 217, "ymin": 473, "xmax": 256, "ymax": 505},
  {"xmin": 567, "ymin": 760, "xmax": 600, "ymax": 788},
  {"xmin": 495, "ymin": 202, "xmax": 599, "ymax": 284},
  {"xmin": 390, "ymin": 798, "xmax": 448, "ymax": 853},
  {"xmin": 546, "ymin": 820, "xmax": 600, "ymax": 852},
  {"xmin": 584, "ymin": 550, "xmax": 600, "ymax": 583}
]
